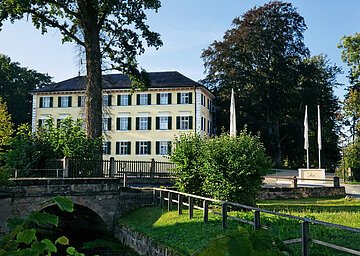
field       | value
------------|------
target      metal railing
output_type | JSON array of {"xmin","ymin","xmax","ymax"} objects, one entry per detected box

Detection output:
[
  {"xmin": 151, "ymin": 187, "xmax": 360, "ymax": 256},
  {"xmin": 14, "ymin": 158, "xmax": 176, "ymax": 178}
]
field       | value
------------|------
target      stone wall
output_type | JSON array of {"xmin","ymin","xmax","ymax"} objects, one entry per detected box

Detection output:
[
  {"xmin": 114, "ymin": 224, "xmax": 179, "ymax": 256},
  {"xmin": 258, "ymin": 186, "xmax": 346, "ymax": 200}
]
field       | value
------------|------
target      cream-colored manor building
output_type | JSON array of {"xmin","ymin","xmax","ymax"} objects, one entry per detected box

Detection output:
[{"xmin": 32, "ymin": 71, "xmax": 215, "ymax": 161}]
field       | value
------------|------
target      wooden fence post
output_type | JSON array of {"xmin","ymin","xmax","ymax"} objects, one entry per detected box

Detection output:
[
  {"xmin": 302, "ymin": 221, "xmax": 310, "ymax": 256},
  {"xmin": 160, "ymin": 191, "xmax": 164, "ymax": 208},
  {"xmin": 333, "ymin": 176, "xmax": 340, "ymax": 187},
  {"xmin": 63, "ymin": 157, "xmax": 69, "ymax": 178},
  {"xmin": 189, "ymin": 197, "xmax": 194, "ymax": 219},
  {"xmin": 109, "ymin": 157, "xmax": 115, "ymax": 177},
  {"xmin": 203, "ymin": 200, "xmax": 209, "ymax": 223},
  {"xmin": 222, "ymin": 203, "xmax": 228, "ymax": 229},
  {"xmin": 254, "ymin": 210, "xmax": 261, "ymax": 230},
  {"xmin": 167, "ymin": 192, "xmax": 172, "ymax": 211},
  {"xmin": 178, "ymin": 194, "xmax": 183, "ymax": 215}
]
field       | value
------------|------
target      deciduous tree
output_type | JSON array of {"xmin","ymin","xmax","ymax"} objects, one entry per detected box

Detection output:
[
  {"xmin": 0, "ymin": 54, "xmax": 51, "ymax": 127},
  {"xmin": 0, "ymin": 0, "xmax": 162, "ymax": 140}
]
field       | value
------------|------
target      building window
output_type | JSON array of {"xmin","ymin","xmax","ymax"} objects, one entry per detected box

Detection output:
[
  {"xmin": 176, "ymin": 116, "xmax": 193, "ymax": 130},
  {"xmin": 117, "ymin": 94, "xmax": 131, "ymax": 106},
  {"xmin": 102, "ymin": 117, "xmax": 112, "ymax": 131},
  {"xmin": 136, "ymin": 117, "xmax": 151, "ymax": 130},
  {"xmin": 201, "ymin": 117, "xmax": 206, "ymax": 131},
  {"xmin": 39, "ymin": 97, "xmax": 53, "ymax": 108},
  {"xmin": 116, "ymin": 141, "xmax": 131, "ymax": 155},
  {"xmin": 38, "ymin": 118, "xmax": 46, "ymax": 127},
  {"xmin": 58, "ymin": 96, "xmax": 72, "ymax": 108},
  {"xmin": 136, "ymin": 141, "xmax": 151, "ymax": 155},
  {"xmin": 103, "ymin": 95, "xmax": 112, "ymax": 106},
  {"xmin": 116, "ymin": 117, "xmax": 131, "ymax": 131},
  {"xmin": 137, "ymin": 94, "xmax": 151, "ymax": 105},
  {"xmin": 201, "ymin": 94, "xmax": 206, "ymax": 106},
  {"xmin": 103, "ymin": 142, "xmax": 111, "ymax": 155},
  {"xmin": 156, "ymin": 141, "xmax": 171, "ymax": 155},
  {"xmin": 156, "ymin": 116, "xmax": 172, "ymax": 130},
  {"xmin": 78, "ymin": 96, "xmax": 85, "ymax": 107},
  {"xmin": 157, "ymin": 93, "xmax": 172, "ymax": 105},
  {"xmin": 177, "ymin": 92, "xmax": 192, "ymax": 104}
]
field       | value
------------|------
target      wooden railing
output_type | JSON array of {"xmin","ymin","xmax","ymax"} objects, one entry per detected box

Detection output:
[{"xmin": 151, "ymin": 188, "xmax": 360, "ymax": 256}]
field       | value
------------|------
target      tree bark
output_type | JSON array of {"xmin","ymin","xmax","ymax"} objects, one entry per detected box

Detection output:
[{"xmin": 78, "ymin": 0, "xmax": 102, "ymax": 140}]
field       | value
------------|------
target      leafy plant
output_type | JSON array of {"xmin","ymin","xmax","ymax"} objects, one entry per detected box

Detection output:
[
  {"xmin": 195, "ymin": 226, "xmax": 290, "ymax": 256},
  {"xmin": 0, "ymin": 196, "xmax": 84, "ymax": 256},
  {"xmin": 170, "ymin": 131, "xmax": 271, "ymax": 206}
]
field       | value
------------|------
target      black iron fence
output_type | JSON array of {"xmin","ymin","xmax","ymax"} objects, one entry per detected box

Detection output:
[{"xmin": 14, "ymin": 158, "xmax": 176, "ymax": 178}]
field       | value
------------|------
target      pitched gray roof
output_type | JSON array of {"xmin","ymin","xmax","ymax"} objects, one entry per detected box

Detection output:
[{"xmin": 33, "ymin": 71, "xmax": 206, "ymax": 93}]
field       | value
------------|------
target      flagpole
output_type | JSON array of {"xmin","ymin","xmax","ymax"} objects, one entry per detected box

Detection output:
[
  {"xmin": 304, "ymin": 105, "xmax": 309, "ymax": 169},
  {"xmin": 318, "ymin": 105, "xmax": 322, "ymax": 169},
  {"xmin": 230, "ymin": 89, "xmax": 236, "ymax": 137}
]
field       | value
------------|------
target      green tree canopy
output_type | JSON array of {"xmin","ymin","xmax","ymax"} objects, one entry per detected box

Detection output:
[
  {"xmin": 338, "ymin": 33, "xmax": 360, "ymax": 87},
  {"xmin": 0, "ymin": 54, "xmax": 52, "ymax": 127},
  {"xmin": 202, "ymin": 2, "xmax": 340, "ymax": 169},
  {"xmin": 0, "ymin": 97, "xmax": 13, "ymax": 150},
  {"xmin": 0, "ymin": 0, "xmax": 163, "ymax": 140}
]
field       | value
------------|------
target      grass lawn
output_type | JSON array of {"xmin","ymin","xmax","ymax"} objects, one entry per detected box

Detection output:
[{"xmin": 118, "ymin": 196, "xmax": 360, "ymax": 256}]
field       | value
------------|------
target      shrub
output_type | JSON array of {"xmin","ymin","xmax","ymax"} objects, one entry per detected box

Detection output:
[
  {"xmin": 170, "ymin": 133, "xmax": 205, "ymax": 195},
  {"xmin": 344, "ymin": 139, "xmax": 360, "ymax": 181},
  {"xmin": 170, "ymin": 131, "xmax": 272, "ymax": 206}
]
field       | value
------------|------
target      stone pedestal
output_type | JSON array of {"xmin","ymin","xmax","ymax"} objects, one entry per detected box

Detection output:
[{"xmin": 298, "ymin": 169, "xmax": 326, "ymax": 181}]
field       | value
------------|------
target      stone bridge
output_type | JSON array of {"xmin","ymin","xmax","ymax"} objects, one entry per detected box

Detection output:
[{"xmin": 0, "ymin": 177, "xmax": 172, "ymax": 237}]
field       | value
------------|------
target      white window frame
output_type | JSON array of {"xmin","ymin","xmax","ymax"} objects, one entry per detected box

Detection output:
[
  {"xmin": 119, "ymin": 141, "xmax": 129, "ymax": 155},
  {"xmin": 60, "ymin": 96, "xmax": 70, "ymax": 108},
  {"xmin": 180, "ymin": 93, "xmax": 189, "ymax": 104},
  {"xmin": 102, "ymin": 142, "xmax": 111, "ymax": 155},
  {"xmin": 139, "ymin": 141, "xmax": 149, "ymax": 155},
  {"xmin": 139, "ymin": 117, "xmax": 148, "ymax": 130},
  {"xmin": 42, "ymin": 97, "xmax": 51, "ymax": 108},
  {"xmin": 139, "ymin": 94, "xmax": 148, "ymax": 105},
  {"xmin": 159, "ymin": 116, "xmax": 168, "ymax": 130},
  {"xmin": 180, "ymin": 116, "xmax": 190, "ymax": 130},
  {"xmin": 102, "ymin": 118, "xmax": 109, "ymax": 131},
  {"xmin": 160, "ymin": 93, "xmax": 168, "ymax": 105},
  {"xmin": 119, "ymin": 117, "xmax": 128, "ymax": 131},
  {"xmin": 79, "ymin": 96, "xmax": 85, "ymax": 107},
  {"xmin": 159, "ymin": 141, "xmax": 168, "ymax": 155},
  {"xmin": 121, "ymin": 95, "xmax": 129, "ymax": 106}
]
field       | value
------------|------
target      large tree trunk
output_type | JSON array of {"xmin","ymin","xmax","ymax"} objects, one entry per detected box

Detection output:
[{"xmin": 79, "ymin": 1, "xmax": 102, "ymax": 140}]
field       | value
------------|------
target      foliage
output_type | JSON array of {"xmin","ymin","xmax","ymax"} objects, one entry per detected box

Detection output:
[
  {"xmin": 171, "ymin": 132, "xmax": 271, "ymax": 206},
  {"xmin": 3, "ymin": 117, "xmax": 102, "ymax": 176},
  {"xmin": 201, "ymin": 2, "xmax": 340, "ymax": 169},
  {"xmin": 0, "ymin": 97, "xmax": 13, "ymax": 151},
  {"xmin": 0, "ymin": 196, "xmax": 85, "ymax": 256},
  {"xmin": 195, "ymin": 226, "xmax": 289, "ymax": 256},
  {"xmin": 170, "ymin": 133, "xmax": 205, "ymax": 195},
  {"xmin": 0, "ymin": 54, "xmax": 52, "ymax": 127},
  {"xmin": 338, "ymin": 33, "xmax": 360, "ymax": 87},
  {"xmin": 343, "ymin": 138, "xmax": 360, "ymax": 181},
  {"xmin": 201, "ymin": 132, "xmax": 271, "ymax": 206},
  {"xmin": 0, "ymin": 1, "xmax": 162, "ymax": 139},
  {"xmin": 119, "ymin": 197, "xmax": 360, "ymax": 256}
]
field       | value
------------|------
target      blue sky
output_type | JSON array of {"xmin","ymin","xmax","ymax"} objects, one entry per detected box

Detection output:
[{"xmin": 0, "ymin": 1, "xmax": 359, "ymax": 99}]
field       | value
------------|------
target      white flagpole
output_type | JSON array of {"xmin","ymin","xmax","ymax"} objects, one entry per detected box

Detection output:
[
  {"xmin": 304, "ymin": 105, "xmax": 309, "ymax": 169},
  {"xmin": 318, "ymin": 105, "xmax": 322, "ymax": 169},
  {"xmin": 230, "ymin": 89, "xmax": 236, "ymax": 137}
]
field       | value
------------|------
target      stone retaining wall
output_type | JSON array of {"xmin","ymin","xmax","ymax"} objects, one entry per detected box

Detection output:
[
  {"xmin": 259, "ymin": 186, "xmax": 346, "ymax": 200},
  {"xmin": 114, "ymin": 224, "xmax": 179, "ymax": 256}
]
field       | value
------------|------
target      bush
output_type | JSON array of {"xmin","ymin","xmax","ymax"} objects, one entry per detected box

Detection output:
[
  {"xmin": 344, "ymin": 139, "xmax": 360, "ymax": 181},
  {"xmin": 170, "ymin": 133, "xmax": 205, "ymax": 195},
  {"xmin": 170, "ymin": 131, "xmax": 272, "ymax": 206}
]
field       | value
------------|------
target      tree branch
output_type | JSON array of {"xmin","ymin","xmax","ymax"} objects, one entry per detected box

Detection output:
[{"xmin": 28, "ymin": 9, "xmax": 85, "ymax": 47}]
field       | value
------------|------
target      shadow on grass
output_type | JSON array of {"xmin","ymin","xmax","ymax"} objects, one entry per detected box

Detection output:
[{"xmin": 119, "ymin": 206, "xmax": 360, "ymax": 256}]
